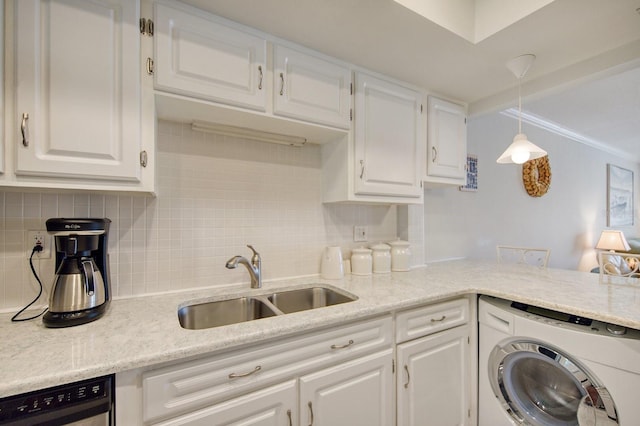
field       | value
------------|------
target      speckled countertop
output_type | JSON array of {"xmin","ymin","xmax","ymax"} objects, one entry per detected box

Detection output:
[{"xmin": 2, "ymin": 260, "xmax": 640, "ymax": 398}]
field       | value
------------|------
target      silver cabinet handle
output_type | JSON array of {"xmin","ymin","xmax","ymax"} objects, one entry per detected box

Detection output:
[
  {"xmin": 279, "ymin": 72, "xmax": 285, "ymax": 96},
  {"xmin": 308, "ymin": 401, "xmax": 314, "ymax": 426},
  {"xmin": 404, "ymin": 365, "xmax": 410, "ymax": 389},
  {"xmin": 432, "ymin": 146, "xmax": 438, "ymax": 162},
  {"xmin": 258, "ymin": 65, "xmax": 263, "ymax": 90},
  {"xmin": 430, "ymin": 315, "xmax": 446, "ymax": 323},
  {"xmin": 330, "ymin": 339, "xmax": 354, "ymax": 350},
  {"xmin": 228, "ymin": 365, "xmax": 261, "ymax": 379},
  {"xmin": 287, "ymin": 409, "xmax": 292, "ymax": 426},
  {"xmin": 21, "ymin": 113, "xmax": 29, "ymax": 147},
  {"xmin": 359, "ymin": 160, "xmax": 365, "ymax": 179}
]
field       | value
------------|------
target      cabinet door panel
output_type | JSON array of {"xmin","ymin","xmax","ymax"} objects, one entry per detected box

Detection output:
[
  {"xmin": 15, "ymin": 0, "xmax": 141, "ymax": 181},
  {"xmin": 154, "ymin": 3, "xmax": 266, "ymax": 111},
  {"xmin": 355, "ymin": 73, "xmax": 422, "ymax": 198},
  {"xmin": 397, "ymin": 326, "xmax": 470, "ymax": 426},
  {"xmin": 273, "ymin": 45, "xmax": 351, "ymax": 129},
  {"xmin": 152, "ymin": 380, "xmax": 297, "ymax": 426},
  {"xmin": 426, "ymin": 97, "xmax": 466, "ymax": 180},
  {"xmin": 300, "ymin": 349, "xmax": 394, "ymax": 426}
]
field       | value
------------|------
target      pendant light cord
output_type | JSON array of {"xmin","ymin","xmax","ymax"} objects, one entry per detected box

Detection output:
[{"xmin": 517, "ymin": 78, "xmax": 523, "ymax": 134}]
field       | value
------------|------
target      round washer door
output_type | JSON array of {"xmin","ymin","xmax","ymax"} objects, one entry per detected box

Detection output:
[{"xmin": 489, "ymin": 339, "xmax": 619, "ymax": 426}]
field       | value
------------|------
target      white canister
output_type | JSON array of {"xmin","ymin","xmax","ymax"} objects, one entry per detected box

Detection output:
[
  {"xmin": 351, "ymin": 247, "xmax": 372, "ymax": 276},
  {"xmin": 370, "ymin": 243, "xmax": 391, "ymax": 273},
  {"xmin": 388, "ymin": 239, "xmax": 411, "ymax": 271},
  {"xmin": 320, "ymin": 246, "xmax": 344, "ymax": 279}
]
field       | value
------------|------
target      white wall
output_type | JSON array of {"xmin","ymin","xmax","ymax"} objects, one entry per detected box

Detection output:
[
  {"xmin": 0, "ymin": 120, "xmax": 400, "ymax": 312},
  {"xmin": 424, "ymin": 112, "xmax": 640, "ymax": 270}
]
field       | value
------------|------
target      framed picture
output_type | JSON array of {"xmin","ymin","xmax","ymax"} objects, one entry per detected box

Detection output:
[
  {"xmin": 607, "ymin": 164, "xmax": 634, "ymax": 227},
  {"xmin": 459, "ymin": 154, "xmax": 477, "ymax": 192}
]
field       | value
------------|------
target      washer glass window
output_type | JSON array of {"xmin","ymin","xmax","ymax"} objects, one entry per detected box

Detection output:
[{"xmin": 490, "ymin": 340, "xmax": 619, "ymax": 426}]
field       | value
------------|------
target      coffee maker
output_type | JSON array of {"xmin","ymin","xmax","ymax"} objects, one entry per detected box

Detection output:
[{"xmin": 43, "ymin": 218, "xmax": 112, "ymax": 328}]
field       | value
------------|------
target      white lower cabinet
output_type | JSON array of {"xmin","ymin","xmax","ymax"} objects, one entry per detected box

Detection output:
[
  {"xmin": 395, "ymin": 298, "xmax": 474, "ymax": 426},
  {"xmin": 152, "ymin": 380, "xmax": 297, "ymax": 426},
  {"xmin": 133, "ymin": 316, "xmax": 393, "ymax": 426},
  {"xmin": 397, "ymin": 326, "xmax": 470, "ymax": 426},
  {"xmin": 300, "ymin": 349, "xmax": 394, "ymax": 426}
]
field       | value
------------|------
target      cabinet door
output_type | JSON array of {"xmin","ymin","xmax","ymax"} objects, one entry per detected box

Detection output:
[
  {"xmin": 273, "ymin": 45, "xmax": 352, "ymax": 129},
  {"xmin": 152, "ymin": 380, "xmax": 297, "ymax": 426},
  {"xmin": 15, "ymin": 0, "xmax": 142, "ymax": 181},
  {"xmin": 299, "ymin": 349, "xmax": 394, "ymax": 426},
  {"xmin": 426, "ymin": 96, "xmax": 467, "ymax": 180},
  {"xmin": 397, "ymin": 326, "xmax": 470, "ymax": 426},
  {"xmin": 354, "ymin": 72, "xmax": 423, "ymax": 198},
  {"xmin": 154, "ymin": 2, "xmax": 267, "ymax": 111}
]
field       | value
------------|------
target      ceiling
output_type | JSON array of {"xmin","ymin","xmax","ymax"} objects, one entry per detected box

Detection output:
[{"xmin": 180, "ymin": 0, "xmax": 640, "ymax": 161}]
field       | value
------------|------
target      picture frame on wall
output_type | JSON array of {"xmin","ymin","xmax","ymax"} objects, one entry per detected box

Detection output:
[
  {"xmin": 607, "ymin": 164, "xmax": 634, "ymax": 227},
  {"xmin": 459, "ymin": 154, "xmax": 477, "ymax": 192}
]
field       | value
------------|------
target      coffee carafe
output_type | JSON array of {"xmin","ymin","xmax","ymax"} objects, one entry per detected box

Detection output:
[{"xmin": 43, "ymin": 218, "xmax": 111, "ymax": 328}]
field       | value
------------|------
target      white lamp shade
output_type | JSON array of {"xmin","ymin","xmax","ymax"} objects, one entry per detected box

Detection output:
[
  {"xmin": 595, "ymin": 230, "xmax": 630, "ymax": 251},
  {"xmin": 496, "ymin": 133, "xmax": 548, "ymax": 164}
]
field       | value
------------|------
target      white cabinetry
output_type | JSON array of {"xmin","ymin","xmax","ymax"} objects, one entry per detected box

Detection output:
[
  {"xmin": 152, "ymin": 380, "xmax": 297, "ymax": 426},
  {"xmin": 396, "ymin": 298, "xmax": 473, "ymax": 426},
  {"xmin": 299, "ymin": 349, "xmax": 393, "ymax": 426},
  {"xmin": 425, "ymin": 96, "xmax": 467, "ymax": 186},
  {"xmin": 322, "ymin": 72, "xmax": 424, "ymax": 204},
  {"xmin": 355, "ymin": 72, "xmax": 423, "ymax": 198},
  {"xmin": 153, "ymin": 1, "xmax": 350, "ymax": 143},
  {"xmin": 136, "ymin": 316, "xmax": 392, "ymax": 425},
  {"xmin": 10, "ymin": 0, "xmax": 153, "ymax": 192},
  {"xmin": 154, "ymin": 2, "xmax": 267, "ymax": 111},
  {"xmin": 273, "ymin": 45, "xmax": 352, "ymax": 129}
]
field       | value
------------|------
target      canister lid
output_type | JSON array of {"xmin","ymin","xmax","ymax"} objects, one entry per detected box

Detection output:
[
  {"xmin": 369, "ymin": 243, "xmax": 391, "ymax": 251},
  {"xmin": 388, "ymin": 239, "xmax": 410, "ymax": 247},
  {"xmin": 352, "ymin": 247, "xmax": 372, "ymax": 254}
]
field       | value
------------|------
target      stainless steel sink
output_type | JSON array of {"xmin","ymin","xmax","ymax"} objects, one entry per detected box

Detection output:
[
  {"xmin": 178, "ymin": 297, "xmax": 278, "ymax": 330},
  {"xmin": 267, "ymin": 287, "xmax": 356, "ymax": 314},
  {"xmin": 178, "ymin": 286, "xmax": 357, "ymax": 330}
]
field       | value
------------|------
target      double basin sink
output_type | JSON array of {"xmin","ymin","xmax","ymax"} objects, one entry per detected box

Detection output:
[{"xmin": 178, "ymin": 286, "xmax": 357, "ymax": 330}]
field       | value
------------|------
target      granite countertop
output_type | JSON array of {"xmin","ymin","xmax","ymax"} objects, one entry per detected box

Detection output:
[{"xmin": 2, "ymin": 260, "xmax": 640, "ymax": 398}]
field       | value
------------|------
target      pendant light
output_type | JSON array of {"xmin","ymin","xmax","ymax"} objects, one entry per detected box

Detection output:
[{"xmin": 496, "ymin": 54, "xmax": 547, "ymax": 164}]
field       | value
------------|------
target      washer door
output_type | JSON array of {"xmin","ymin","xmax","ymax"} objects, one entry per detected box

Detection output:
[{"xmin": 489, "ymin": 339, "xmax": 619, "ymax": 426}]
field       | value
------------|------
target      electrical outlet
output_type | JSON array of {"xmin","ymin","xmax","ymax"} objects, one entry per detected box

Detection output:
[
  {"xmin": 27, "ymin": 230, "xmax": 51, "ymax": 259},
  {"xmin": 353, "ymin": 225, "xmax": 368, "ymax": 242}
]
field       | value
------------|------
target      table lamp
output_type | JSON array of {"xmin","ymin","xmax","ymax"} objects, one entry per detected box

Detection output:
[{"xmin": 595, "ymin": 230, "xmax": 630, "ymax": 252}]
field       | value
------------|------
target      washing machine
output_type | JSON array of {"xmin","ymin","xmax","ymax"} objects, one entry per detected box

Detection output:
[{"xmin": 478, "ymin": 295, "xmax": 640, "ymax": 426}]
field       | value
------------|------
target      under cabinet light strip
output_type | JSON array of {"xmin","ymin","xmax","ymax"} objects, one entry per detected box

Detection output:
[{"xmin": 191, "ymin": 121, "xmax": 307, "ymax": 147}]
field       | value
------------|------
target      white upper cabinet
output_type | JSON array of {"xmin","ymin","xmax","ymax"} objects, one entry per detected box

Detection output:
[
  {"xmin": 425, "ymin": 96, "xmax": 467, "ymax": 184},
  {"xmin": 273, "ymin": 45, "xmax": 352, "ymax": 129},
  {"xmin": 14, "ymin": 0, "xmax": 147, "ymax": 186},
  {"xmin": 354, "ymin": 72, "xmax": 423, "ymax": 199},
  {"xmin": 154, "ymin": 2, "xmax": 267, "ymax": 111}
]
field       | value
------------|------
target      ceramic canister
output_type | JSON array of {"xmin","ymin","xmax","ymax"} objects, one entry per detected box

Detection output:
[
  {"xmin": 351, "ymin": 247, "xmax": 372, "ymax": 276},
  {"xmin": 370, "ymin": 243, "xmax": 391, "ymax": 273},
  {"xmin": 388, "ymin": 239, "xmax": 411, "ymax": 271}
]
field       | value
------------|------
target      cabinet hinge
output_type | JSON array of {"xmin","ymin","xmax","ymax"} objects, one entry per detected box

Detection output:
[
  {"xmin": 140, "ymin": 18, "xmax": 154, "ymax": 36},
  {"xmin": 467, "ymin": 336, "xmax": 470, "ymax": 344},
  {"xmin": 392, "ymin": 359, "xmax": 395, "ymax": 373},
  {"xmin": 465, "ymin": 117, "xmax": 467, "ymax": 125},
  {"xmin": 468, "ymin": 409, "xmax": 471, "ymax": 418},
  {"xmin": 140, "ymin": 150, "xmax": 148, "ymax": 167},
  {"xmin": 146, "ymin": 58, "xmax": 154, "ymax": 75},
  {"xmin": 350, "ymin": 82, "xmax": 353, "ymax": 96},
  {"xmin": 350, "ymin": 108, "xmax": 353, "ymax": 121},
  {"xmin": 420, "ymin": 104, "xmax": 423, "ymax": 113}
]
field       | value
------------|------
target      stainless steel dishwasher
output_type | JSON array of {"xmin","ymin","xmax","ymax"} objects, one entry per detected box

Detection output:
[{"xmin": 0, "ymin": 375, "xmax": 113, "ymax": 425}]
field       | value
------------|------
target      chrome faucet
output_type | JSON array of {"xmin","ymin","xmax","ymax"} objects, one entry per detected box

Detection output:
[{"xmin": 225, "ymin": 245, "xmax": 262, "ymax": 288}]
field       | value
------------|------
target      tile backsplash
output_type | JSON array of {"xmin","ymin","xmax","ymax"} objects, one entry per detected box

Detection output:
[{"xmin": 0, "ymin": 120, "xmax": 402, "ymax": 312}]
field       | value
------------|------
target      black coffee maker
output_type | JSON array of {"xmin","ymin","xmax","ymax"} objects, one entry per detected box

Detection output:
[{"xmin": 43, "ymin": 218, "xmax": 112, "ymax": 328}]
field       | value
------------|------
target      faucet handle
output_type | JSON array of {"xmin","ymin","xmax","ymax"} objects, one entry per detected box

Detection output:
[{"xmin": 247, "ymin": 245, "xmax": 260, "ymax": 263}]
